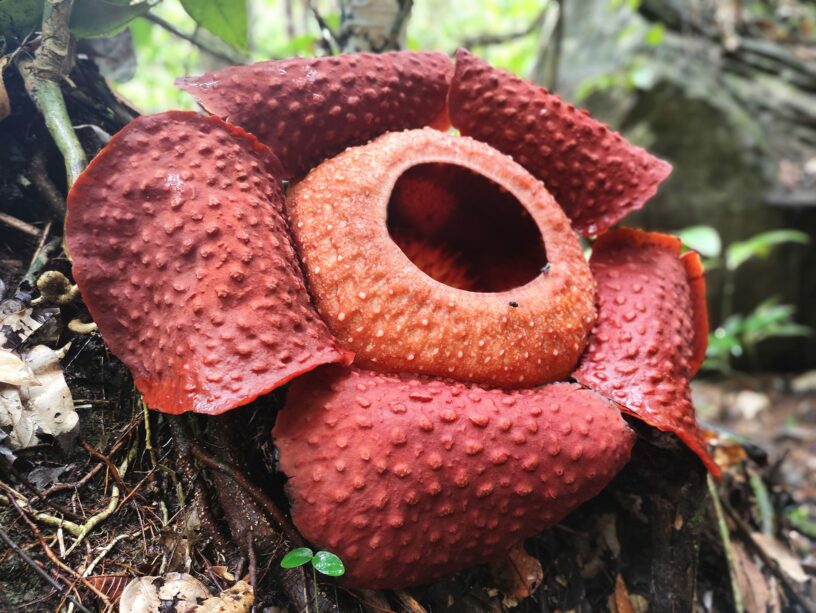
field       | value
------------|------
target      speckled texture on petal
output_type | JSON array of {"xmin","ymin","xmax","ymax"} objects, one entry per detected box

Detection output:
[
  {"xmin": 273, "ymin": 366, "xmax": 635, "ymax": 589},
  {"xmin": 572, "ymin": 228, "xmax": 718, "ymax": 475},
  {"xmin": 286, "ymin": 128, "xmax": 597, "ymax": 388},
  {"xmin": 65, "ymin": 111, "xmax": 352, "ymax": 415},
  {"xmin": 176, "ymin": 51, "xmax": 453, "ymax": 179},
  {"xmin": 448, "ymin": 48, "xmax": 672, "ymax": 236}
]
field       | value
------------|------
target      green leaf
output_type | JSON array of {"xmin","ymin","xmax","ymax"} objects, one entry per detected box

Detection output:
[
  {"xmin": 71, "ymin": 0, "xmax": 151, "ymax": 39},
  {"xmin": 725, "ymin": 230, "xmax": 810, "ymax": 271},
  {"xmin": 312, "ymin": 551, "xmax": 345, "ymax": 576},
  {"xmin": 644, "ymin": 23, "xmax": 665, "ymax": 46},
  {"xmin": 675, "ymin": 225, "xmax": 721, "ymax": 258},
  {"xmin": 280, "ymin": 547, "xmax": 314, "ymax": 569},
  {"xmin": 180, "ymin": 0, "xmax": 248, "ymax": 52},
  {"xmin": 0, "ymin": 0, "xmax": 42, "ymax": 39}
]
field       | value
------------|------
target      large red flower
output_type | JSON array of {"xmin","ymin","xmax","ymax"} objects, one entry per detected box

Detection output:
[{"xmin": 65, "ymin": 49, "xmax": 717, "ymax": 589}]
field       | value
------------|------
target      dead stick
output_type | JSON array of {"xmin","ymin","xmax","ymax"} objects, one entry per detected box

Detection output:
[
  {"xmin": 80, "ymin": 439, "xmax": 130, "ymax": 497},
  {"xmin": 7, "ymin": 493, "xmax": 111, "ymax": 607},
  {"xmin": 0, "ymin": 525, "xmax": 92, "ymax": 613}
]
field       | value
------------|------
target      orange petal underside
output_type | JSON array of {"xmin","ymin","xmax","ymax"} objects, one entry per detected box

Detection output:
[
  {"xmin": 65, "ymin": 112, "xmax": 352, "ymax": 415},
  {"xmin": 286, "ymin": 128, "xmax": 597, "ymax": 387},
  {"xmin": 448, "ymin": 48, "xmax": 672, "ymax": 236},
  {"xmin": 176, "ymin": 51, "xmax": 453, "ymax": 179},
  {"xmin": 572, "ymin": 228, "xmax": 718, "ymax": 475},
  {"xmin": 273, "ymin": 366, "xmax": 635, "ymax": 589}
]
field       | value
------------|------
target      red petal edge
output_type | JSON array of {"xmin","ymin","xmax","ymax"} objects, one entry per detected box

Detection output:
[
  {"xmin": 65, "ymin": 111, "xmax": 352, "ymax": 415},
  {"xmin": 176, "ymin": 51, "xmax": 453, "ymax": 179},
  {"xmin": 273, "ymin": 366, "xmax": 635, "ymax": 589},
  {"xmin": 572, "ymin": 228, "xmax": 719, "ymax": 476},
  {"xmin": 448, "ymin": 48, "xmax": 672, "ymax": 236}
]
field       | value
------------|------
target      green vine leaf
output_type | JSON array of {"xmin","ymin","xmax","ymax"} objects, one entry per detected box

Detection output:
[
  {"xmin": 280, "ymin": 547, "xmax": 314, "ymax": 569},
  {"xmin": 180, "ymin": 0, "xmax": 248, "ymax": 52}
]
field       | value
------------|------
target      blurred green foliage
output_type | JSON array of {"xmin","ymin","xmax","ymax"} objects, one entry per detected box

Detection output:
[
  {"xmin": 114, "ymin": 0, "xmax": 547, "ymax": 112},
  {"xmin": 676, "ymin": 226, "xmax": 812, "ymax": 374}
]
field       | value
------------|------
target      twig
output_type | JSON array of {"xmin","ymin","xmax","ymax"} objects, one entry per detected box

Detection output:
[
  {"xmin": 385, "ymin": 0, "xmax": 413, "ymax": 51},
  {"xmin": 22, "ymin": 235, "xmax": 59, "ymax": 288},
  {"xmin": 144, "ymin": 12, "xmax": 248, "ymax": 65},
  {"xmin": 0, "ymin": 524, "xmax": 92, "ymax": 613},
  {"xmin": 309, "ymin": 1, "xmax": 340, "ymax": 54},
  {"xmin": 461, "ymin": 6, "xmax": 548, "ymax": 48},
  {"xmin": 0, "ymin": 211, "xmax": 40, "ymax": 237},
  {"xmin": 720, "ymin": 497, "xmax": 815, "ymax": 612},
  {"xmin": 15, "ymin": 0, "xmax": 87, "ymax": 185},
  {"xmin": 80, "ymin": 439, "xmax": 129, "ymax": 497},
  {"xmin": 0, "ymin": 484, "xmax": 84, "ymax": 537},
  {"xmin": 28, "ymin": 150, "xmax": 66, "ymax": 218},
  {"xmin": 7, "ymin": 492, "xmax": 112, "ymax": 607},
  {"xmin": 190, "ymin": 442, "xmax": 304, "ymax": 546}
]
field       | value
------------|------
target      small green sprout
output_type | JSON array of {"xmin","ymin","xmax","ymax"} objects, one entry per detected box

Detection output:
[
  {"xmin": 280, "ymin": 547, "xmax": 345, "ymax": 576},
  {"xmin": 281, "ymin": 547, "xmax": 345, "ymax": 611}
]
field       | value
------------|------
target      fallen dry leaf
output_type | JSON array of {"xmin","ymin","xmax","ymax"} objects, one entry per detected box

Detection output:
[
  {"xmin": 119, "ymin": 573, "xmax": 253, "ymax": 613},
  {"xmin": 732, "ymin": 541, "xmax": 774, "ymax": 613},
  {"xmin": 489, "ymin": 544, "xmax": 544, "ymax": 602},
  {"xmin": 751, "ymin": 533, "xmax": 809, "ymax": 584},
  {"xmin": 611, "ymin": 574, "xmax": 636, "ymax": 613},
  {"xmin": 0, "ymin": 344, "xmax": 77, "ymax": 449},
  {"xmin": 119, "ymin": 573, "xmax": 210, "ymax": 613},
  {"xmin": 193, "ymin": 580, "xmax": 253, "ymax": 612},
  {"xmin": 0, "ymin": 349, "xmax": 38, "ymax": 386}
]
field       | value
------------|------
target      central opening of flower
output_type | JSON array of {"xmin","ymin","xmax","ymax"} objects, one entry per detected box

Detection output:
[{"xmin": 387, "ymin": 163, "xmax": 547, "ymax": 292}]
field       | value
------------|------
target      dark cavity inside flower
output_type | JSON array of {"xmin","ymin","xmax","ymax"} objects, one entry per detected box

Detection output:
[{"xmin": 387, "ymin": 162, "xmax": 549, "ymax": 292}]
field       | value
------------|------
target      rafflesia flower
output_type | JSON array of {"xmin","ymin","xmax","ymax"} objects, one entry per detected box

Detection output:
[{"xmin": 65, "ymin": 49, "xmax": 718, "ymax": 589}]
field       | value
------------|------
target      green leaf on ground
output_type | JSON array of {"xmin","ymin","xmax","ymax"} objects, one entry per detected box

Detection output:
[
  {"xmin": 312, "ymin": 551, "xmax": 345, "ymax": 576},
  {"xmin": 180, "ymin": 0, "xmax": 248, "ymax": 52},
  {"xmin": 280, "ymin": 547, "xmax": 314, "ymax": 569}
]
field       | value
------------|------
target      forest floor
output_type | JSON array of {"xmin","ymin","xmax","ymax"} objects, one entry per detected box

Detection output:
[{"xmin": 1, "ymin": 243, "xmax": 815, "ymax": 612}]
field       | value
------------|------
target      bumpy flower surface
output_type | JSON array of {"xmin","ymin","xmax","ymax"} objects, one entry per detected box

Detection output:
[
  {"xmin": 176, "ymin": 51, "xmax": 453, "ymax": 179},
  {"xmin": 573, "ymin": 228, "xmax": 717, "ymax": 474},
  {"xmin": 65, "ymin": 112, "xmax": 352, "ymax": 415},
  {"xmin": 286, "ymin": 128, "xmax": 596, "ymax": 387},
  {"xmin": 448, "ymin": 49, "xmax": 672, "ymax": 236},
  {"xmin": 273, "ymin": 366, "xmax": 635, "ymax": 588},
  {"xmin": 64, "ymin": 49, "xmax": 719, "ymax": 590}
]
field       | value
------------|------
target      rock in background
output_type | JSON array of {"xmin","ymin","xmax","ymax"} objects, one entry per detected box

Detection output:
[{"xmin": 552, "ymin": 0, "xmax": 816, "ymax": 370}]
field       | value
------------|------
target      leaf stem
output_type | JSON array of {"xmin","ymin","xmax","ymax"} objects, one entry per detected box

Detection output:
[{"xmin": 15, "ymin": 0, "xmax": 87, "ymax": 187}]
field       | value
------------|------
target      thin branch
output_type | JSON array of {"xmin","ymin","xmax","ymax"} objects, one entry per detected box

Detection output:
[
  {"xmin": 7, "ymin": 493, "xmax": 112, "ymax": 608},
  {"xmin": 0, "ymin": 211, "xmax": 40, "ymax": 237},
  {"xmin": 28, "ymin": 150, "xmax": 66, "ymax": 218},
  {"xmin": 461, "ymin": 6, "xmax": 548, "ymax": 49},
  {"xmin": 145, "ymin": 12, "xmax": 248, "ymax": 65},
  {"xmin": 15, "ymin": 0, "xmax": 87, "ymax": 187},
  {"xmin": 0, "ymin": 525, "xmax": 92, "ymax": 613}
]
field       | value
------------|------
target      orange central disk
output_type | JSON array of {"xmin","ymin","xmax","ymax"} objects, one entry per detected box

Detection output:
[{"xmin": 286, "ymin": 129, "xmax": 596, "ymax": 387}]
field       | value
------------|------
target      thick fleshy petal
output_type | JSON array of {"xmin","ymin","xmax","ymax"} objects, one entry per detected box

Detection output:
[
  {"xmin": 176, "ymin": 51, "xmax": 453, "ymax": 179},
  {"xmin": 572, "ymin": 228, "xmax": 718, "ymax": 475},
  {"xmin": 448, "ymin": 48, "xmax": 672, "ymax": 236},
  {"xmin": 65, "ymin": 111, "xmax": 352, "ymax": 415},
  {"xmin": 273, "ymin": 366, "xmax": 635, "ymax": 589},
  {"xmin": 286, "ymin": 128, "xmax": 597, "ymax": 388}
]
